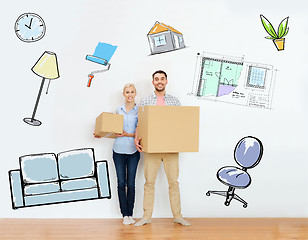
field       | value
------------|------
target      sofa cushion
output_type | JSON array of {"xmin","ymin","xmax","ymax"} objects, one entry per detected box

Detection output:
[
  {"xmin": 61, "ymin": 177, "xmax": 97, "ymax": 191},
  {"xmin": 58, "ymin": 148, "xmax": 95, "ymax": 180},
  {"xmin": 24, "ymin": 182, "xmax": 60, "ymax": 195},
  {"xmin": 24, "ymin": 188, "xmax": 99, "ymax": 207},
  {"xmin": 20, "ymin": 153, "xmax": 58, "ymax": 184}
]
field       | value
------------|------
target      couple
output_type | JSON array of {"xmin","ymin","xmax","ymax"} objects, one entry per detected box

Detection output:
[{"xmin": 106, "ymin": 70, "xmax": 190, "ymax": 226}]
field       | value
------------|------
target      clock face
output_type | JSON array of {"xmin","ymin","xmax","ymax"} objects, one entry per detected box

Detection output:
[{"xmin": 14, "ymin": 13, "xmax": 46, "ymax": 42}]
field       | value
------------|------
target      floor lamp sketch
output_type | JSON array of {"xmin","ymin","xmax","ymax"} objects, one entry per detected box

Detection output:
[{"xmin": 23, "ymin": 51, "xmax": 60, "ymax": 126}]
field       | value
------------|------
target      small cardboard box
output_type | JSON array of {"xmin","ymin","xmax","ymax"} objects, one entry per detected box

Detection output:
[
  {"xmin": 138, "ymin": 106, "xmax": 199, "ymax": 153},
  {"xmin": 95, "ymin": 112, "xmax": 123, "ymax": 138}
]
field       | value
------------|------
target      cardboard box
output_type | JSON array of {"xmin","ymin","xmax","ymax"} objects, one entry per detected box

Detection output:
[
  {"xmin": 95, "ymin": 112, "xmax": 123, "ymax": 138},
  {"xmin": 138, "ymin": 106, "xmax": 199, "ymax": 153}
]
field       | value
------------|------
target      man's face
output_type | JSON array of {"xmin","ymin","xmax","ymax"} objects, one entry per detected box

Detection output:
[{"xmin": 152, "ymin": 73, "xmax": 168, "ymax": 92}]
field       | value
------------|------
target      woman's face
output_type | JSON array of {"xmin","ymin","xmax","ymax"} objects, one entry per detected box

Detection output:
[{"xmin": 123, "ymin": 86, "xmax": 136, "ymax": 103}]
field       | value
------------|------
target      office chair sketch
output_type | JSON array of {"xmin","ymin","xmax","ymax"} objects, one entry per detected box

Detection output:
[{"xmin": 206, "ymin": 136, "xmax": 263, "ymax": 208}]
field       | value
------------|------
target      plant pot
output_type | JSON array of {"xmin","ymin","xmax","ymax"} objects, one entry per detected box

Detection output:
[{"xmin": 273, "ymin": 38, "xmax": 285, "ymax": 51}]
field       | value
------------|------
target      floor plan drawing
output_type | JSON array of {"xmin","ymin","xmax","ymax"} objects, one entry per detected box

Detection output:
[{"xmin": 190, "ymin": 52, "xmax": 277, "ymax": 109}]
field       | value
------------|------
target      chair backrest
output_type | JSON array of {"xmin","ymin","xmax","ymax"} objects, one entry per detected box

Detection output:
[{"xmin": 234, "ymin": 136, "xmax": 263, "ymax": 169}]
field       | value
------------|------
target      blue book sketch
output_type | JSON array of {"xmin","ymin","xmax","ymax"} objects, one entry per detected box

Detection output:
[
  {"xmin": 8, "ymin": 148, "xmax": 111, "ymax": 209},
  {"xmin": 86, "ymin": 42, "xmax": 117, "ymax": 87}
]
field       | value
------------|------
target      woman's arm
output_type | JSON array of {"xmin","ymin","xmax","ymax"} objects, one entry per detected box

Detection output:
[{"xmin": 116, "ymin": 131, "xmax": 135, "ymax": 138}]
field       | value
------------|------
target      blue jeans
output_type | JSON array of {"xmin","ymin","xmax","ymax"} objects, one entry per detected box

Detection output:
[{"xmin": 113, "ymin": 150, "xmax": 140, "ymax": 217}]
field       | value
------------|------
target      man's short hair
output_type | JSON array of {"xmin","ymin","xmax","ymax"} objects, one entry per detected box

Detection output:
[{"xmin": 152, "ymin": 70, "xmax": 167, "ymax": 79}]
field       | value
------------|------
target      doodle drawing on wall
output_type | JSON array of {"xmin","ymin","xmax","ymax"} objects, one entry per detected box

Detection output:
[
  {"xmin": 206, "ymin": 136, "xmax": 263, "ymax": 208},
  {"xmin": 14, "ymin": 13, "xmax": 46, "ymax": 43},
  {"xmin": 24, "ymin": 51, "xmax": 60, "ymax": 126},
  {"xmin": 147, "ymin": 21, "xmax": 185, "ymax": 55},
  {"xmin": 86, "ymin": 42, "xmax": 117, "ymax": 87},
  {"xmin": 9, "ymin": 148, "xmax": 111, "ymax": 209},
  {"xmin": 190, "ymin": 52, "xmax": 277, "ymax": 109},
  {"xmin": 260, "ymin": 14, "xmax": 289, "ymax": 51}
]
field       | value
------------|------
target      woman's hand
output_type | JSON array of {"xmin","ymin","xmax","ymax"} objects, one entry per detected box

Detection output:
[
  {"xmin": 93, "ymin": 132, "xmax": 102, "ymax": 138},
  {"xmin": 116, "ymin": 131, "xmax": 128, "ymax": 137},
  {"xmin": 116, "ymin": 131, "xmax": 136, "ymax": 138}
]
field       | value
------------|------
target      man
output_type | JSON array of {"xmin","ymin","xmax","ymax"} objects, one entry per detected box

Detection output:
[{"xmin": 134, "ymin": 70, "xmax": 190, "ymax": 226}]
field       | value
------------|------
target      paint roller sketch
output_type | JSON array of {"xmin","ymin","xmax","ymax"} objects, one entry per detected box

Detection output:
[{"xmin": 85, "ymin": 42, "xmax": 117, "ymax": 87}]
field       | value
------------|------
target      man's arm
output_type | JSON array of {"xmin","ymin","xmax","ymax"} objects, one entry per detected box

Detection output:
[{"xmin": 174, "ymin": 96, "xmax": 181, "ymax": 106}]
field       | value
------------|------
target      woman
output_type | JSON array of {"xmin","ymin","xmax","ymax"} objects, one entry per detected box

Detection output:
[{"xmin": 96, "ymin": 83, "xmax": 140, "ymax": 225}]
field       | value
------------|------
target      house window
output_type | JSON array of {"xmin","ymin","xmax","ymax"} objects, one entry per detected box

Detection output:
[
  {"xmin": 179, "ymin": 36, "xmax": 183, "ymax": 43},
  {"xmin": 154, "ymin": 35, "xmax": 166, "ymax": 47},
  {"xmin": 246, "ymin": 66, "xmax": 267, "ymax": 89}
]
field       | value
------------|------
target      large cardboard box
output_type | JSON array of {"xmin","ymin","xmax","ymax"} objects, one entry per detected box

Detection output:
[
  {"xmin": 138, "ymin": 106, "xmax": 199, "ymax": 153},
  {"xmin": 95, "ymin": 112, "xmax": 123, "ymax": 138}
]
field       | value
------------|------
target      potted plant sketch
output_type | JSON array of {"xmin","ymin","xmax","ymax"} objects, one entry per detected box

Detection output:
[{"xmin": 260, "ymin": 15, "xmax": 289, "ymax": 51}]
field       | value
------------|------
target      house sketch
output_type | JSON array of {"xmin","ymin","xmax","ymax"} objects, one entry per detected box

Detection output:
[
  {"xmin": 190, "ymin": 52, "xmax": 277, "ymax": 109},
  {"xmin": 147, "ymin": 21, "xmax": 185, "ymax": 55}
]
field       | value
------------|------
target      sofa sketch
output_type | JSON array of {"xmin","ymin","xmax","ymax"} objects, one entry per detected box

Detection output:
[{"xmin": 9, "ymin": 148, "xmax": 111, "ymax": 209}]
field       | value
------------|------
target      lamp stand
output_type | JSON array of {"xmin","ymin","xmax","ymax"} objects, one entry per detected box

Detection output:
[{"xmin": 23, "ymin": 78, "xmax": 45, "ymax": 126}]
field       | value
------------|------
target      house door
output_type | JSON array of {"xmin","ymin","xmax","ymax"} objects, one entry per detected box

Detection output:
[{"xmin": 174, "ymin": 35, "xmax": 179, "ymax": 49}]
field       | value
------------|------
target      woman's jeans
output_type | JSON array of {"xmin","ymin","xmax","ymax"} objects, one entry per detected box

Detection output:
[{"xmin": 113, "ymin": 150, "xmax": 140, "ymax": 217}]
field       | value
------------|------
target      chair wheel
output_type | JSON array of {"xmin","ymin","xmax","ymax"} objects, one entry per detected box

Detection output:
[
  {"xmin": 224, "ymin": 201, "xmax": 230, "ymax": 206},
  {"xmin": 243, "ymin": 204, "xmax": 247, "ymax": 208},
  {"xmin": 206, "ymin": 192, "xmax": 210, "ymax": 196}
]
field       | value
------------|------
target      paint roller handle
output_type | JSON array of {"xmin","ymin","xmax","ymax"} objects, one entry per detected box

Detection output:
[{"xmin": 87, "ymin": 74, "xmax": 94, "ymax": 87}]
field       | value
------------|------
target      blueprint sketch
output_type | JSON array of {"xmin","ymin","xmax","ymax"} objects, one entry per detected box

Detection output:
[{"xmin": 190, "ymin": 52, "xmax": 277, "ymax": 109}]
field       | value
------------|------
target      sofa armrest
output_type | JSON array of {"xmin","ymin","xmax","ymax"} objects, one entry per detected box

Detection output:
[
  {"xmin": 8, "ymin": 170, "xmax": 24, "ymax": 209},
  {"xmin": 95, "ymin": 160, "xmax": 111, "ymax": 199}
]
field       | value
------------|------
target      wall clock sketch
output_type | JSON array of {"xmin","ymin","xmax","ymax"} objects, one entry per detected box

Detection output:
[{"xmin": 14, "ymin": 13, "xmax": 46, "ymax": 42}]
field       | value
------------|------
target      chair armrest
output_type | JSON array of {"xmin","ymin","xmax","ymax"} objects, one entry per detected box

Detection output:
[
  {"xmin": 95, "ymin": 160, "xmax": 111, "ymax": 199},
  {"xmin": 8, "ymin": 170, "xmax": 24, "ymax": 209}
]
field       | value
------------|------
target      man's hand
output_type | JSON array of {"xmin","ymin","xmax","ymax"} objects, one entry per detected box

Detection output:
[{"xmin": 134, "ymin": 137, "xmax": 143, "ymax": 152}]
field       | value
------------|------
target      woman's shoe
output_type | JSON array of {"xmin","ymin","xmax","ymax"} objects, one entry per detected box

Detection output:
[{"xmin": 123, "ymin": 216, "xmax": 131, "ymax": 225}]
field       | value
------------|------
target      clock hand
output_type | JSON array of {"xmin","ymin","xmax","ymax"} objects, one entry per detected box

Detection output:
[
  {"xmin": 25, "ymin": 18, "xmax": 33, "ymax": 29},
  {"xmin": 29, "ymin": 18, "xmax": 33, "ymax": 28}
]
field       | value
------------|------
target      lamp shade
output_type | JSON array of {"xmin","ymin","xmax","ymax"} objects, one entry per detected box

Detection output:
[{"xmin": 32, "ymin": 51, "xmax": 60, "ymax": 80}]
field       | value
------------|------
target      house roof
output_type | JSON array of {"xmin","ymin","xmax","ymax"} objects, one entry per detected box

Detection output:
[{"xmin": 148, "ymin": 21, "xmax": 182, "ymax": 35}]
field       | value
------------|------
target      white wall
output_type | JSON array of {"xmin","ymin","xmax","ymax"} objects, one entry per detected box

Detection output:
[{"xmin": 1, "ymin": 0, "xmax": 308, "ymax": 218}]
